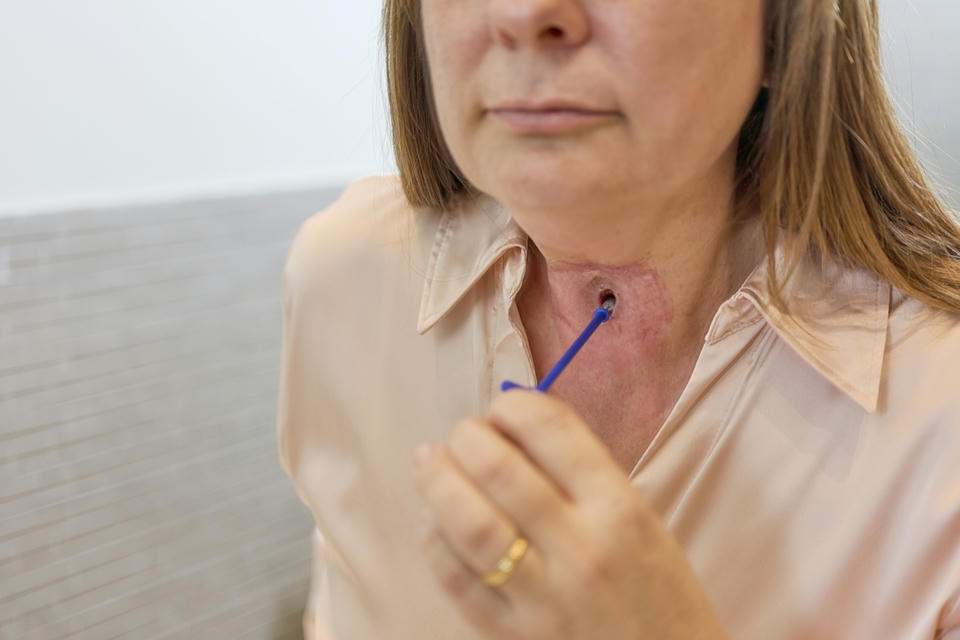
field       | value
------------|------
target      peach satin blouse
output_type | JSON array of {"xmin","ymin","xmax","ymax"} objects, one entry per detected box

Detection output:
[{"xmin": 277, "ymin": 176, "xmax": 960, "ymax": 639}]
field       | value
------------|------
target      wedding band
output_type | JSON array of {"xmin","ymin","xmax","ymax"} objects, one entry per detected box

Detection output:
[{"xmin": 481, "ymin": 535, "xmax": 529, "ymax": 586}]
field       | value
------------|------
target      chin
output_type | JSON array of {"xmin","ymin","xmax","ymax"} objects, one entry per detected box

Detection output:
[{"xmin": 478, "ymin": 161, "xmax": 599, "ymax": 211}]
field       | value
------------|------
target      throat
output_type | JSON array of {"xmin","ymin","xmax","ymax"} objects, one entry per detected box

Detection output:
[
  {"xmin": 515, "ymin": 243, "xmax": 701, "ymax": 472},
  {"xmin": 521, "ymin": 239, "xmax": 677, "ymax": 368}
]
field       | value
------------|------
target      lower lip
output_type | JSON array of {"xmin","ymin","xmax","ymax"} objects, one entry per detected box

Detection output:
[{"xmin": 490, "ymin": 109, "xmax": 617, "ymax": 133}]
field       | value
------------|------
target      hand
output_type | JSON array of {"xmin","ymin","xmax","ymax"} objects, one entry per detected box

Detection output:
[{"xmin": 411, "ymin": 389, "xmax": 729, "ymax": 640}]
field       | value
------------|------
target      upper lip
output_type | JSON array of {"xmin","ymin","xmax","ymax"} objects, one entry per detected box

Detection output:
[{"xmin": 489, "ymin": 99, "xmax": 615, "ymax": 114}]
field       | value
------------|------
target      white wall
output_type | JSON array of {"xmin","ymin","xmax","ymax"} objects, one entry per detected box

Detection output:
[
  {"xmin": 0, "ymin": 0, "xmax": 395, "ymax": 214},
  {"xmin": 0, "ymin": 1, "xmax": 956, "ymax": 216},
  {"xmin": 880, "ymin": 0, "xmax": 960, "ymax": 207}
]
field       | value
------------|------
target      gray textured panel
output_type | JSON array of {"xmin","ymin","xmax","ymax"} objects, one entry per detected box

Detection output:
[{"xmin": 0, "ymin": 186, "xmax": 344, "ymax": 640}]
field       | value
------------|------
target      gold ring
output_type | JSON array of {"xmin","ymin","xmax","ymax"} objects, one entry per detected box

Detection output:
[{"xmin": 481, "ymin": 536, "xmax": 529, "ymax": 586}]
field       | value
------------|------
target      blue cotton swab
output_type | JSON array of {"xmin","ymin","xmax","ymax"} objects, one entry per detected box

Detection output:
[{"xmin": 501, "ymin": 292, "xmax": 617, "ymax": 393}]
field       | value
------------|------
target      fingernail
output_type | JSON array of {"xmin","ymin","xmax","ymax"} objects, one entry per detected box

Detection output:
[{"xmin": 414, "ymin": 443, "xmax": 434, "ymax": 468}]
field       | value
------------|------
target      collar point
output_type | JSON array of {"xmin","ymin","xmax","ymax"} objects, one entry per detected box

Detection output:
[
  {"xmin": 854, "ymin": 390, "xmax": 880, "ymax": 414},
  {"xmin": 416, "ymin": 313, "xmax": 439, "ymax": 335},
  {"xmin": 841, "ymin": 381, "xmax": 881, "ymax": 414}
]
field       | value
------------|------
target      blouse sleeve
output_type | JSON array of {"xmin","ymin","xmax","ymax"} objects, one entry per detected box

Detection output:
[
  {"xmin": 278, "ymin": 223, "xmax": 337, "ymax": 638},
  {"xmin": 302, "ymin": 526, "xmax": 336, "ymax": 640}
]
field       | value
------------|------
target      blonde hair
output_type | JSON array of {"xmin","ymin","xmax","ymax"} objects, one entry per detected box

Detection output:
[{"xmin": 381, "ymin": 0, "xmax": 960, "ymax": 313}]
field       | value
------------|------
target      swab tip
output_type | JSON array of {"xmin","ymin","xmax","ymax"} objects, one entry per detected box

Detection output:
[{"xmin": 600, "ymin": 291, "xmax": 617, "ymax": 315}]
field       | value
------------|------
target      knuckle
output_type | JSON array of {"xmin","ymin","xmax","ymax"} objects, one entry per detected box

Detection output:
[
  {"xmin": 577, "ymin": 548, "xmax": 613, "ymax": 584},
  {"xmin": 472, "ymin": 447, "xmax": 514, "ymax": 488},
  {"xmin": 462, "ymin": 515, "xmax": 500, "ymax": 554},
  {"xmin": 584, "ymin": 483, "xmax": 640, "ymax": 522},
  {"xmin": 528, "ymin": 492, "xmax": 560, "ymax": 523},
  {"xmin": 601, "ymin": 491, "xmax": 645, "ymax": 528},
  {"xmin": 438, "ymin": 566, "xmax": 472, "ymax": 598},
  {"xmin": 539, "ymin": 400, "xmax": 573, "ymax": 427},
  {"xmin": 531, "ymin": 402, "xmax": 579, "ymax": 444}
]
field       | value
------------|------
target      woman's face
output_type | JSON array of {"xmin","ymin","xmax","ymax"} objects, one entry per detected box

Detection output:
[{"xmin": 420, "ymin": 0, "xmax": 766, "ymax": 235}]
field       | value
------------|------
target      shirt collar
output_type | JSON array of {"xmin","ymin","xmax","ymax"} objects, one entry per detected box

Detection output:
[
  {"xmin": 717, "ymin": 245, "xmax": 890, "ymax": 413},
  {"xmin": 416, "ymin": 193, "xmax": 527, "ymax": 335},
  {"xmin": 416, "ymin": 196, "xmax": 890, "ymax": 413}
]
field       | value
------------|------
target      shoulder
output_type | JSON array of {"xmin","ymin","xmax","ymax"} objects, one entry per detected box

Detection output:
[
  {"xmin": 888, "ymin": 290, "xmax": 960, "ymax": 362},
  {"xmin": 883, "ymin": 289, "xmax": 960, "ymax": 419},
  {"xmin": 285, "ymin": 174, "xmax": 418, "ymax": 279},
  {"xmin": 282, "ymin": 174, "xmax": 443, "ymax": 306}
]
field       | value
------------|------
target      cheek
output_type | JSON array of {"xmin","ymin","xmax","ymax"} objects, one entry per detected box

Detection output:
[
  {"xmin": 421, "ymin": 4, "xmax": 487, "ymax": 153},
  {"xmin": 604, "ymin": 2, "xmax": 765, "ymax": 144}
]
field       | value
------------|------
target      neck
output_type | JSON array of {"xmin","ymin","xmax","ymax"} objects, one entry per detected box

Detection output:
[
  {"xmin": 508, "ymin": 150, "xmax": 764, "ymax": 468},
  {"xmin": 516, "ymin": 186, "xmax": 764, "ymax": 383}
]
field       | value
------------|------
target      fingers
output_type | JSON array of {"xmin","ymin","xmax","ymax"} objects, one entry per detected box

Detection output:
[
  {"xmin": 485, "ymin": 390, "xmax": 624, "ymax": 505},
  {"xmin": 418, "ymin": 516, "xmax": 511, "ymax": 631},
  {"xmin": 446, "ymin": 416, "xmax": 576, "ymax": 553},
  {"xmin": 413, "ymin": 442, "xmax": 540, "ymax": 594}
]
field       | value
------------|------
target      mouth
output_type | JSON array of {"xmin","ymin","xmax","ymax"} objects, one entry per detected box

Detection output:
[
  {"xmin": 488, "ymin": 108, "xmax": 618, "ymax": 134},
  {"xmin": 490, "ymin": 98, "xmax": 614, "ymax": 112}
]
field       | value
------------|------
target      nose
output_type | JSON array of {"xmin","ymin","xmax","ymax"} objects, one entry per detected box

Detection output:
[{"xmin": 488, "ymin": 0, "xmax": 589, "ymax": 50}]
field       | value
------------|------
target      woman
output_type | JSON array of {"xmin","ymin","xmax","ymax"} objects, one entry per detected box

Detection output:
[{"xmin": 277, "ymin": 0, "xmax": 960, "ymax": 637}]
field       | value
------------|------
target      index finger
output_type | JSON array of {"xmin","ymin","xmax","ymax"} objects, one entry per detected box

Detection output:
[{"xmin": 485, "ymin": 389, "xmax": 623, "ymax": 505}]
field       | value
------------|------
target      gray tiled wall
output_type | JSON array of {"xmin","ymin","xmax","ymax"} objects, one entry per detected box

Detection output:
[{"xmin": 0, "ymin": 186, "xmax": 341, "ymax": 639}]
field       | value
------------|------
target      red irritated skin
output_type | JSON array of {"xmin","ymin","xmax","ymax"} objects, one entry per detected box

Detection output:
[{"xmin": 515, "ymin": 244, "xmax": 683, "ymax": 474}]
